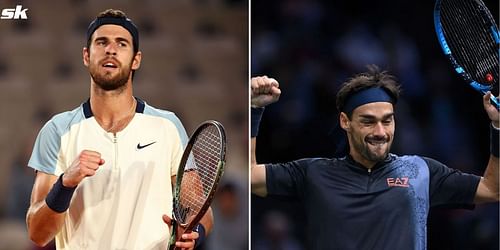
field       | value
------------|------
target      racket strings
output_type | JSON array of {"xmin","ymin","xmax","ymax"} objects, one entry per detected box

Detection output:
[
  {"xmin": 176, "ymin": 125, "xmax": 223, "ymax": 224},
  {"xmin": 440, "ymin": 0, "xmax": 499, "ymax": 88},
  {"xmin": 444, "ymin": 1, "xmax": 496, "ymax": 80}
]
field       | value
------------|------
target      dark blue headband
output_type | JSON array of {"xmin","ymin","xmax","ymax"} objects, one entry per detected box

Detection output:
[
  {"xmin": 342, "ymin": 87, "xmax": 394, "ymax": 114},
  {"xmin": 86, "ymin": 16, "xmax": 139, "ymax": 52}
]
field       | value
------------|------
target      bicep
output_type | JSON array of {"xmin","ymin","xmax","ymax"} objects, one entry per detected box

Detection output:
[
  {"xmin": 474, "ymin": 177, "xmax": 499, "ymax": 204},
  {"xmin": 426, "ymin": 157, "xmax": 480, "ymax": 208},
  {"xmin": 474, "ymin": 156, "xmax": 500, "ymax": 204},
  {"xmin": 251, "ymin": 164, "xmax": 267, "ymax": 197}
]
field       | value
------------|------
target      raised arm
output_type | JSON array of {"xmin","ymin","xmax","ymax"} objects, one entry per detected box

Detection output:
[
  {"xmin": 26, "ymin": 150, "xmax": 104, "ymax": 246},
  {"xmin": 250, "ymin": 76, "xmax": 281, "ymax": 197},
  {"xmin": 474, "ymin": 92, "xmax": 499, "ymax": 203}
]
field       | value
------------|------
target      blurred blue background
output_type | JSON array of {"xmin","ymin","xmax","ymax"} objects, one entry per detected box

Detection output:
[
  {"xmin": 251, "ymin": 0, "xmax": 499, "ymax": 249},
  {"xmin": 0, "ymin": 0, "xmax": 248, "ymax": 249}
]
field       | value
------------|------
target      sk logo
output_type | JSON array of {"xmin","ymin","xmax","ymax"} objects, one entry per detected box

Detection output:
[{"xmin": 1, "ymin": 5, "xmax": 28, "ymax": 20}]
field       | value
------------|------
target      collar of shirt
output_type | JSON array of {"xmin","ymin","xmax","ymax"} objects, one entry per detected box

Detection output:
[{"xmin": 344, "ymin": 153, "xmax": 395, "ymax": 173}]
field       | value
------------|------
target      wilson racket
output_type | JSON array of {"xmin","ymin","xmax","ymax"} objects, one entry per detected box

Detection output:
[
  {"xmin": 434, "ymin": 0, "xmax": 500, "ymax": 110},
  {"xmin": 168, "ymin": 120, "xmax": 226, "ymax": 250}
]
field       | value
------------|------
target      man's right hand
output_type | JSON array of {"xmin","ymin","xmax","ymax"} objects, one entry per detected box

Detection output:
[
  {"xmin": 62, "ymin": 150, "xmax": 105, "ymax": 188},
  {"xmin": 251, "ymin": 76, "xmax": 281, "ymax": 108},
  {"xmin": 27, "ymin": 150, "xmax": 104, "ymax": 246}
]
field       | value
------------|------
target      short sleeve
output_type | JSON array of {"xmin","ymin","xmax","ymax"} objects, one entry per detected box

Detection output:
[
  {"xmin": 425, "ymin": 157, "xmax": 481, "ymax": 208},
  {"xmin": 28, "ymin": 120, "xmax": 61, "ymax": 175},
  {"xmin": 142, "ymin": 105, "xmax": 188, "ymax": 177},
  {"xmin": 168, "ymin": 116, "xmax": 188, "ymax": 177},
  {"xmin": 265, "ymin": 159, "xmax": 309, "ymax": 199}
]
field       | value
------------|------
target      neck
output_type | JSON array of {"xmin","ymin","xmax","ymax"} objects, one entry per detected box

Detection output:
[
  {"xmin": 90, "ymin": 82, "xmax": 136, "ymax": 133},
  {"xmin": 90, "ymin": 80, "xmax": 134, "ymax": 118},
  {"xmin": 349, "ymin": 150, "xmax": 376, "ymax": 169}
]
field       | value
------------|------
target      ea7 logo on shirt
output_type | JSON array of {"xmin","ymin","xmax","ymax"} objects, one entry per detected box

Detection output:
[
  {"xmin": 387, "ymin": 177, "xmax": 410, "ymax": 188},
  {"xmin": 1, "ymin": 5, "xmax": 28, "ymax": 20}
]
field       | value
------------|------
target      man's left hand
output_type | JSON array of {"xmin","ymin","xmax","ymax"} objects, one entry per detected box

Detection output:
[
  {"xmin": 483, "ymin": 92, "xmax": 499, "ymax": 127},
  {"xmin": 162, "ymin": 214, "xmax": 200, "ymax": 250}
]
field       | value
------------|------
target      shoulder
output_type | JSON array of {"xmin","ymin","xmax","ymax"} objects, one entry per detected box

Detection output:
[
  {"xmin": 391, "ymin": 154, "xmax": 449, "ymax": 176},
  {"xmin": 139, "ymin": 101, "xmax": 188, "ymax": 143},
  {"xmin": 301, "ymin": 157, "xmax": 337, "ymax": 166},
  {"xmin": 395, "ymin": 155, "xmax": 446, "ymax": 169},
  {"xmin": 267, "ymin": 157, "xmax": 334, "ymax": 170},
  {"xmin": 142, "ymin": 102, "xmax": 184, "ymax": 127},
  {"xmin": 391, "ymin": 154, "xmax": 432, "ymax": 166},
  {"xmin": 142, "ymin": 103, "xmax": 180, "ymax": 120},
  {"xmin": 291, "ymin": 157, "xmax": 334, "ymax": 165},
  {"xmin": 41, "ymin": 105, "xmax": 86, "ymax": 136}
]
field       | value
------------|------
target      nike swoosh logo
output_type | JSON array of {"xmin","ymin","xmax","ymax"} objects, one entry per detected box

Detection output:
[{"xmin": 137, "ymin": 141, "xmax": 157, "ymax": 150}]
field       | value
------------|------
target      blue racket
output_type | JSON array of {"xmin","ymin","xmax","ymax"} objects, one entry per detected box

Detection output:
[{"xmin": 434, "ymin": 0, "xmax": 499, "ymax": 110}]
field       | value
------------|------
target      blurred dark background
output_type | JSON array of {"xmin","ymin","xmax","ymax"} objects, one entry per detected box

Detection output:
[
  {"xmin": 251, "ymin": 0, "xmax": 499, "ymax": 249},
  {"xmin": 0, "ymin": 0, "xmax": 248, "ymax": 249}
]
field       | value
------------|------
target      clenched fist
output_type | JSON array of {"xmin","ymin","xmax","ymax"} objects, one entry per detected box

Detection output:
[
  {"xmin": 62, "ymin": 150, "xmax": 105, "ymax": 188},
  {"xmin": 251, "ymin": 76, "xmax": 281, "ymax": 108}
]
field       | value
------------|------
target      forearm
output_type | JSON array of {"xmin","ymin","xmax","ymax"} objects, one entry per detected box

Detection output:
[
  {"xmin": 27, "ymin": 201, "xmax": 66, "ymax": 246},
  {"xmin": 474, "ymin": 123, "xmax": 500, "ymax": 203},
  {"xmin": 199, "ymin": 207, "xmax": 213, "ymax": 236},
  {"xmin": 480, "ymin": 156, "xmax": 499, "ymax": 202},
  {"xmin": 251, "ymin": 138, "xmax": 268, "ymax": 197},
  {"xmin": 251, "ymin": 137, "xmax": 257, "ymax": 167},
  {"xmin": 483, "ymin": 122, "xmax": 500, "ymax": 201},
  {"xmin": 27, "ymin": 172, "xmax": 76, "ymax": 246}
]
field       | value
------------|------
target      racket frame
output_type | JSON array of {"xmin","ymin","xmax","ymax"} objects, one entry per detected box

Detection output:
[
  {"xmin": 169, "ymin": 120, "xmax": 226, "ymax": 249},
  {"xmin": 433, "ymin": 0, "xmax": 500, "ymax": 109}
]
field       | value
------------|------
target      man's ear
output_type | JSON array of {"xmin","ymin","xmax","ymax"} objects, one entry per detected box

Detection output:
[
  {"xmin": 131, "ymin": 51, "xmax": 142, "ymax": 70},
  {"xmin": 83, "ymin": 47, "xmax": 90, "ymax": 67},
  {"xmin": 339, "ymin": 112, "xmax": 351, "ymax": 132}
]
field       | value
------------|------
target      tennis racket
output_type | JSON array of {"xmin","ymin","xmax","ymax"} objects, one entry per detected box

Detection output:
[
  {"xmin": 434, "ymin": 0, "xmax": 500, "ymax": 110},
  {"xmin": 168, "ymin": 120, "xmax": 226, "ymax": 250}
]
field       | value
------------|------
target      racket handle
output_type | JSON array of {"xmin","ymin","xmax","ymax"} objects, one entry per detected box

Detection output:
[
  {"xmin": 169, "ymin": 240, "xmax": 180, "ymax": 250},
  {"xmin": 489, "ymin": 95, "xmax": 500, "ymax": 111},
  {"xmin": 483, "ymin": 91, "xmax": 500, "ymax": 111},
  {"xmin": 168, "ymin": 220, "xmax": 178, "ymax": 250},
  {"xmin": 469, "ymin": 82, "xmax": 500, "ymax": 110},
  {"xmin": 169, "ymin": 222, "xmax": 191, "ymax": 250}
]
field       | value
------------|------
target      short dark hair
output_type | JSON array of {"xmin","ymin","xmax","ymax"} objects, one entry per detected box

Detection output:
[{"xmin": 336, "ymin": 65, "xmax": 401, "ymax": 116}]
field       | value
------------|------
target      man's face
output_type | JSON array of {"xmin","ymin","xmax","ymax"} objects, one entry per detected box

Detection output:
[
  {"xmin": 342, "ymin": 102, "xmax": 395, "ymax": 165},
  {"xmin": 84, "ymin": 24, "xmax": 140, "ymax": 91}
]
